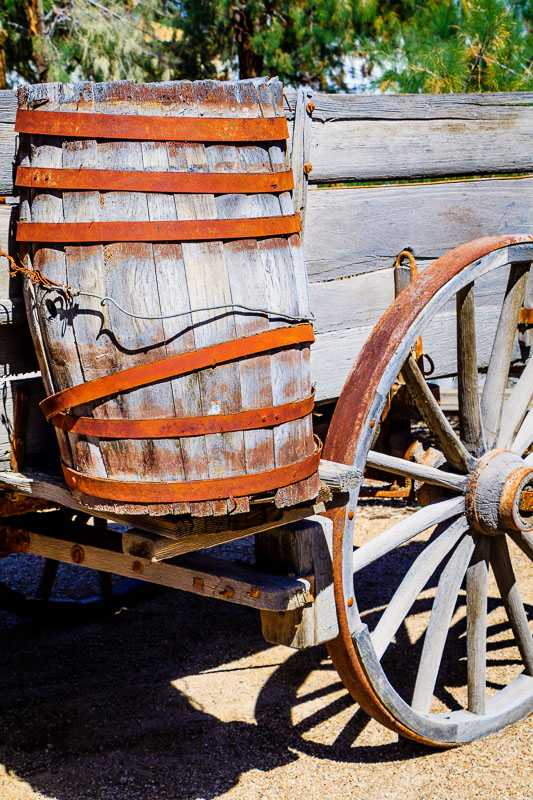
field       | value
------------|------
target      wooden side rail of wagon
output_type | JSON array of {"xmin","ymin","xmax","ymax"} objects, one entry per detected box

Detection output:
[{"xmin": 0, "ymin": 81, "xmax": 532, "ymax": 749}]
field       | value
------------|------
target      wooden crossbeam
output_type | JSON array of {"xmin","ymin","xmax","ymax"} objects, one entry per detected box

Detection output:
[{"xmin": 3, "ymin": 514, "xmax": 312, "ymax": 612}]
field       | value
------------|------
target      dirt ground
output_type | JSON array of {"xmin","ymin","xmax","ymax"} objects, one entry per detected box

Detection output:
[{"xmin": 0, "ymin": 503, "xmax": 531, "ymax": 800}]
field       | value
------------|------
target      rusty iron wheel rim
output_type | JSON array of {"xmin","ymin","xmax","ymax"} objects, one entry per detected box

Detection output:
[{"xmin": 324, "ymin": 235, "xmax": 533, "ymax": 747}]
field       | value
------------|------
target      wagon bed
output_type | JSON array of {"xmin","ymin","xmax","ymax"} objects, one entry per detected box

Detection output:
[{"xmin": 0, "ymin": 81, "xmax": 532, "ymax": 747}]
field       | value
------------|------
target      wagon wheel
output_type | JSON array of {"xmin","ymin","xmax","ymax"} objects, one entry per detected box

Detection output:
[
  {"xmin": 0, "ymin": 514, "xmax": 147, "ymax": 622},
  {"xmin": 324, "ymin": 235, "xmax": 533, "ymax": 747}
]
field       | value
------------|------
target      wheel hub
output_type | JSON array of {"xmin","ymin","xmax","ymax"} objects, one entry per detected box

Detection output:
[{"xmin": 465, "ymin": 449, "xmax": 533, "ymax": 535}]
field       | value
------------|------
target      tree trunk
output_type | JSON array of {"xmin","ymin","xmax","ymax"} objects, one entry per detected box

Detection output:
[
  {"xmin": 0, "ymin": 25, "xmax": 7, "ymax": 90},
  {"xmin": 232, "ymin": 5, "xmax": 264, "ymax": 79},
  {"xmin": 25, "ymin": 0, "xmax": 51, "ymax": 83}
]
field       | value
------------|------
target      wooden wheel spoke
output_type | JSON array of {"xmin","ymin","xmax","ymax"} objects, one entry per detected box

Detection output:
[
  {"xmin": 512, "ymin": 409, "xmax": 533, "ymax": 458},
  {"xmin": 402, "ymin": 354, "xmax": 474, "ymax": 472},
  {"xmin": 411, "ymin": 531, "xmax": 476, "ymax": 714},
  {"xmin": 509, "ymin": 530, "xmax": 533, "ymax": 562},
  {"xmin": 366, "ymin": 450, "xmax": 467, "ymax": 492},
  {"xmin": 35, "ymin": 558, "xmax": 60, "ymax": 601},
  {"xmin": 491, "ymin": 536, "xmax": 533, "ymax": 676},
  {"xmin": 466, "ymin": 535, "xmax": 490, "ymax": 715},
  {"xmin": 497, "ymin": 357, "xmax": 533, "ymax": 450},
  {"xmin": 371, "ymin": 516, "xmax": 469, "ymax": 661},
  {"xmin": 352, "ymin": 496, "xmax": 465, "ymax": 574},
  {"xmin": 456, "ymin": 282, "xmax": 486, "ymax": 456},
  {"xmin": 481, "ymin": 263, "xmax": 530, "ymax": 449}
]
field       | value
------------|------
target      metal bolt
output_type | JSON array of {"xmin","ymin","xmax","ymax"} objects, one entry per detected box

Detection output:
[
  {"xmin": 71, "ymin": 544, "xmax": 84, "ymax": 564},
  {"xmin": 347, "ymin": 597, "xmax": 354, "ymax": 608},
  {"xmin": 369, "ymin": 419, "xmax": 376, "ymax": 428},
  {"xmin": 193, "ymin": 577, "xmax": 204, "ymax": 590},
  {"xmin": 306, "ymin": 101, "xmax": 315, "ymax": 115},
  {"xmin": 303, "ymin": 162, "xmax": 313, "ymax": 176},
  {"xmin": 249, "ymin": 586, "xmax": 261, "ymax": 599},
  {"xmin": 132, "ymin": 560, "xmax": 143, "ymax": 574},
  {"xmin": 221, "ymin": 587, "xmax": 235, "ymax": 599},
  {"xmin": 348, "ymin": 510, "xmax": 354, "ymax": 520}
]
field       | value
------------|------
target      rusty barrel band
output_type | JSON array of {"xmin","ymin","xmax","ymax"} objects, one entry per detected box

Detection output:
[
  {"xmin": 61, "ymin": 442, "xmax": 322, "ymax": 503},
  {"xmin": 15, "ymin": 166, "xmax": 294, "ymax": 195},
  {"xmin": 50, "ymin": 393, "xmax": 315, "ymax": 438},
  {"xmin": 40, "ymin": 324, "xmax": 315, "ymax": 421},
  {"xmin": 17, "ymin": 215, "xmax": 302, "ymax": 244},
  {"xmin": 15, "ymin": 110, "xmax": 289, "ymax": 143}
]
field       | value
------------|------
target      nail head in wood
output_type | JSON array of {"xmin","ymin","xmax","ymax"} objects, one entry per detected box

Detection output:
[{"xmin": 71, "ymin": 544, "xmax": 84, "ymax": 564}]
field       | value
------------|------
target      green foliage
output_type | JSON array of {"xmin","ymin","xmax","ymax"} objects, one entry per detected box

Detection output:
[
  {"xmin": 361, "ymin": 0, "xmax": 533, "ymax": 93},
  {"xmin": 170, "ymin": 0, "xmax": 354, "ymax": 89},
  {"xmin": 0, "ymin": 0, "xmax": 531, "ymax": 92},
  {"xmin": 0, "ymin": 0, "xmax": 176, "ymax": 87}
]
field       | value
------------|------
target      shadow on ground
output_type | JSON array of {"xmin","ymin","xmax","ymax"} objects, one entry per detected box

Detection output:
[{"xmin": 0, "ymin": 579, "xmax": 437, "ymax": 800}]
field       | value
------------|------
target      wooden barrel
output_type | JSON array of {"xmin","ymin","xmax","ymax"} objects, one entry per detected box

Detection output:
[{"xmin": 15, "ymin": 78, "xmax": 320, "ymax": 516}]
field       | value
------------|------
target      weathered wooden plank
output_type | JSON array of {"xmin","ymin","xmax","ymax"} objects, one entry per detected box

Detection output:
[
  {"xmin": 122, "ymin": 498, "xmax": 328, "ymax": 560},
  {"xmin": 0, "ymin": 466, "xmax": 333, "ymax": 541},
  {"xmin": 318, "ymin": 459, "xmax": 361, "ymax": 491},
  {"xmin": 0, "ymin": 378, "xmax": 54, "ymax": 468},
  {"xmin": 57, "ymin": 82, "xmax": 110, "ymax": 487},
  {"xmin": 17, "ymin": 82, "xmax": 76, "ymax": 470},
  {"xmin": 23, "ymin": 522, "xmax": 312, "ymax": 612},
  {"xmin": 0, "ymin": 203, "xmax": 22, "ymax": 299},
  {"xmin": 289, "ymin": 86, "xmax": 313, "ymax": 233},
  {"xmin": 286, "ymin": 91, "xmax": 533, "ymax": 183},
  {"xmin": 256, "ymin": 515, "xmax": 338, "ymax": 648},
  {"xmin": 311, "ymin": 297, "xmax": 508, "ymax": 402},
  {"xmin": 304, "ymin": 178, "xmax": 533, "ymax": 281},
  {"xmin": 439, "ymin": 387, "xmax": 533, "ymax": 412},
  {"xmin": 307, "ymin": 117, "xmax": 533, "ymax": 183},
  {"xmin": 0, "ymin": 90, "xmax": 16, "ymax": 123},
  {"xmin": 0, "ymin": 118, "xmax": 17, "ymax": 194},
  {"xmin": 284, "ymin": 89, "xmax": 533, "ymax": 121}
]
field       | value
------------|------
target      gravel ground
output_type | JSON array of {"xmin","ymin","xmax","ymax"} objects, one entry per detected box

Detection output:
[{"xmin": 0, "ymin": 503, "xmax": 531, "ymax": 800}]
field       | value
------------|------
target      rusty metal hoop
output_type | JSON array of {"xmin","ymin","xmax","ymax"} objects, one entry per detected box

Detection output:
[{"xmin": 324, "ymin": 235, "xmax": 533, "ymax": 747}]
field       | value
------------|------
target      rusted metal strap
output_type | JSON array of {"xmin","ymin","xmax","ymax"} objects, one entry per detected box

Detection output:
[
  {"xmin": 16, "ymin": 166, "xmax": 294, "ymax": 195},
  {"xmin": 15, "ymin": 110, "xmax": 289, "ymax": 143},
  {"xmin": 61, "ymin": 442, "xmax": 322, "ymax": 503},
  {"xmin": 41, "ymin": 324, "xmax": 314, "ymax": 420},
  {"xmin": 17, "ymin": 215, "xmax": 301, "ymax": 244},
  {"xmin": 49, "ymin": 393, "xmax": 315, "ymax": 438},
  {"xmin": 519, "ymin": 308, "xmax": 533, "ymax": 325}
]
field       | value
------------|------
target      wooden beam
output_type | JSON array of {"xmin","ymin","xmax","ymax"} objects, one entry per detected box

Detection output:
[
  {"xmin": 318, "ymin": 459, "xmax": 361, "ymax": 491},
  {"xmin": 0, "ymin": 466, "xmax": 343, "ymax": 545},
  {"xmin": 286, "ymin": 90, "xmax": 533, "ymax": 183},
  {"xmin": 255, "ymin": 515, "xmax": 338, "ymax": 649},
  {"xmin": 12, "ymin": 514, "xmax": 313, "ymax": 612},
  {"xmin": 122, "ymin": 498, "xmax": 328, "ymax": 561},
  {"xmin": 305, "ymin": 181, "xmax": 533, "ymax": 282}
]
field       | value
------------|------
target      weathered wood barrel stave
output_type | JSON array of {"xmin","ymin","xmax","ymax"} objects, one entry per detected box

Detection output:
[{"xmin": 15, "ymin": 78, "xmax": 319, "ymax": 516}]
